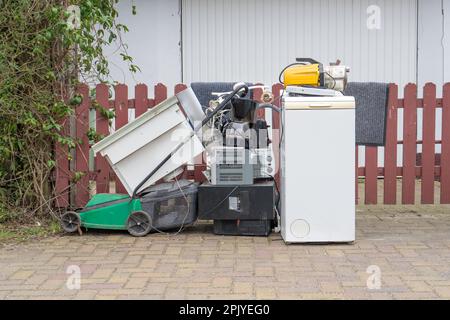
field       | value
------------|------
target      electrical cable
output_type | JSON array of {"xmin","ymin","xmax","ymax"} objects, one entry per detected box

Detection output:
[
  {"xmin": 263, "ymin": 171, "xmax": 281, "ymax": 209},
  {"xmin": 278, "ymin": 89, "xmax": 285, "ymax": 158},
  {"xmin": 200, "ymin": 185, "xmax": 239, "ymax": 218},
  {"xmin": 273, "ymin": 206, "xmax": 281, "ymax": 232},
  {"xmin": 256, "ymin": 103, "xmax": 280, "ymax": 113},
  {"xmin": 144, "ymin": 176, "xmax": 191, "ymax": 236},
  {"xmin": 130, "ymin": 84, "xmax": 280, "ymax": 235},
  {"xmin": 325, "ymin": 71, "xmax": 337, "ymax": 89},
  {"xmin": 278, "ymin": 62, "xmax": 308, "ymax": 84}
]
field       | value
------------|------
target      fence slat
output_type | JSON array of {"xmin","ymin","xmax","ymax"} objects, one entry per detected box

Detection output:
[
  {"xmin": 402, "ymin": 84, "xmax": 418, "ymax": 204},
  {"xmin": 135, "ymin": 84, "xmax": 149, "ymax": 117},
  {"xmin": 421, "ymin": 83, "xmax": 437, "ymax": 204},
  {"xmin": 54, "ymin": 117, "xmax": 70, "ymax": 208},
  {"xmin": 94, "ymin": 84, "xmax": 110, "ymax": 194},
  {"xmin": 75, "ymin": 84, "xmax": 91, "ymax": 207},
  {"xmin": 441, "ymin": 83, "xmax": 450, "ymax": 203},
  {"xmin": 365, "ymin": 146, "xmax": 378, "ymax": 204},
  {"xmin": 154, "ymin": 83, "xmax": 167, "ymax": 105},
  {"xmin": 114, "ymin": 84, "xmax": 128, "ymax": 194},
  {"xmin": 175, "ymin": 83, "xmax": 187, "ymax": 94},
  {"xmin": 384, "ymin": 84, "xmax": 398, "ymax": 204}
]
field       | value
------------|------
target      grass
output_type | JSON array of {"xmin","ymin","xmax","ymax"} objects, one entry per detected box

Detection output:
[
  {"xmin": 0, "ymin": 202, "xmax": 63, "ymax": 244},
  {"xmin": 0, "ymin": 219, "xmax": 62, "ymax": 245}
]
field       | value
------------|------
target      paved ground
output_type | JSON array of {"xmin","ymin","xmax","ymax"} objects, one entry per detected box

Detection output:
[{"xmin": 1, "ymin": 205, "xmax": 450, "ymax": 300}]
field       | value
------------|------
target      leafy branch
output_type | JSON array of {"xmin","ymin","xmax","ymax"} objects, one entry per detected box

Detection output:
[{"xmin": 0, "ymin": 0, "xmax": 138, "ymax": 220}]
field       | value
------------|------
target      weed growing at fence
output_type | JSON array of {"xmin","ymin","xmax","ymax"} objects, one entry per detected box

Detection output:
[{"xmin": 0, "ymin": 1, "xmax": 138, "ymax": 221}]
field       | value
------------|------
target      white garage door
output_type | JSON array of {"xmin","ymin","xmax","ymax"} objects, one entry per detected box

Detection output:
[{"xmin": 182, "ymin": 0, "xmax": 417, "ymax": 87}]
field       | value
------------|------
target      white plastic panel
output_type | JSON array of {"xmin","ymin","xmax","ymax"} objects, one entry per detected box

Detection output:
[
  {"xmin": 107, "ymin": 122, "xmax": 204, "ymax": 195},
  {"xmin": 100, "ymin": 105, "xmax": 185, "ymax": 164},
  {"xmin": 281, "ymin": 100, "xmax": 355, "ymax": 243}
]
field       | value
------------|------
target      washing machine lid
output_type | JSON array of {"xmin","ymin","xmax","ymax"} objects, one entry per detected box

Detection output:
[{"xmin": 283, "ymin": 95, "xmax": 355, "ymax": 110}]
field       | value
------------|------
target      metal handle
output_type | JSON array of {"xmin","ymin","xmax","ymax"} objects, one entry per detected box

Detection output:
[
  {"xmin": 295, "ymin": 58, "xmax": 320, "ymax": 65},
  {"xmin": 309, "ymin": 103, "xmax": 332, "ymax": 108}
]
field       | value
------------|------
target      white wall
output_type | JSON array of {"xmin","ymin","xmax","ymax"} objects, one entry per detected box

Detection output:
[
  {"xmin": 417, "ymin": 0, "xmax": 449, "ymax": 96},
  {"xmin": 182, "ymin": 0, "xmax": 417, "ymax": 88},
  {"xmin": 446, "ymin": 0, "xmax": 450, "ymax": 82},
  {"xmin": 416, "ymin": 0, "xmax": 449, "ymax": 166},
  {"xmin": 106, "ymin": 0, "xmax": 181, "ymax": 93},
  {"xmin": 109, "ymin": 0, "xmax": 449, "ymax": 93}
]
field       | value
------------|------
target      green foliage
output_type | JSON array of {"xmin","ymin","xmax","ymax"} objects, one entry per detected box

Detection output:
[
  {"xmin": 72, "ymin": 171, "xmax": 86, "ymax": 183},
  {"xmin": 0, "ymin": 0, "xmax": 138, "ymax": 218},
  {"xmin": 87, "ymin": 127, "xmax": 105, "ymax": 143},
  {"xmin": 91, "ymin": 99, "xmax": 115, "ymax": 126}
]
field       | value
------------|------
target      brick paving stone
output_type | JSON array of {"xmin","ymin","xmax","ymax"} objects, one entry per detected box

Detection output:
[
  {"xmin": 320, "ymin": 281, "xmax": 344, "ymax": 293},
  {"xmin": 255, "ymin": 267, "xmax": 274, "ymax": 277},
  {"xmin": 9, "ymin": 270, "xmax": 34, "ymax": 280},
  {"xmin": 433, "ymin": 286, "xmax": 450, "ymax": 298},
  {"xmin": 233, "ymin": 282, "xmax": 253, "ymax": 294},
  {"xmin": 212, "ymin": 277, "xmax": 232, "ymax": 288},
  {"xmin": 91, "ymin": 268, "xmax": 115, "ymax": 279},
  {"xmin": 1, "ymin": 206, "xmax": 450, "ymax": 299},
  {"xmin": 124, "ymin": 278, "xmax": 148, "ymax": 289},
  {"xmin": 405, "ymin": 280, "xmax": 435, "ymax": 292},
  {"xmin": 255, "ymin": 288, "xmax": 277, "ymax": 299}
]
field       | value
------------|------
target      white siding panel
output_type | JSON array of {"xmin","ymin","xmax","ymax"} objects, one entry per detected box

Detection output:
[
  {"xmin": 445, "ymin": 0, "xmax": 450, "ymax": 82},
  {"xmin": 418, "ymin": 0, "xmax": 449, "ymax": 96},
  {"xmin": 109, "ymin": 0, "xmax": 181, "ymax": 90},
  {"xmin": 182, "ymin": 0, "xmax": 417, "ymax": 87}
]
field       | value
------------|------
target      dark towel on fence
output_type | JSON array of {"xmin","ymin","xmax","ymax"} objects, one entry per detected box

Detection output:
[
  {"xmin": 191, "ymin": 82, "xmax": 253, "ymax": 110},
  {"xmin": 344, "ymin": 82, "xmax": 389, "ymax": 146}
]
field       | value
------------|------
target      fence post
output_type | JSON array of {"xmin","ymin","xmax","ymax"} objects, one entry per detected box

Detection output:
[
  {"xmin": 74, "ymin": 84, "xmax": 91, "ymax": 207},
  {"xmin": 383, "ymin": 84, "xmax": 398, "ymax": 204},
  {"xmin": 421, "ymin": 83, "xmax": 437, "ymax": 204},
  {"xmin": 441, "ymin": 83, "xmax": 450, "ymax": 203},
  {"xmin": 114, "ymin": 84, "xmax": 128, "ymax": 194},
  {"xmin": 402, "ymin": 83, "xmax": 418, "ymax": 204}
]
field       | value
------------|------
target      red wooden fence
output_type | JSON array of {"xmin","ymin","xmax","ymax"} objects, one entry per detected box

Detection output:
[{"xmin": 54, "ymin": 82, "xmax": 450, "ymax": 208}]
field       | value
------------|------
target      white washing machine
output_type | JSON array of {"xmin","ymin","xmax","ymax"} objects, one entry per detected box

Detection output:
[{"xmin": 280, "ymin": 94, "xmax": 355, "ymax": 243}]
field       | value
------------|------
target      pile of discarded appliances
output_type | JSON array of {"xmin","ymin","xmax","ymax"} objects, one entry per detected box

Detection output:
[{"xmin": 61, "ymin": 58, "xmax": 356, "ymax": 244}]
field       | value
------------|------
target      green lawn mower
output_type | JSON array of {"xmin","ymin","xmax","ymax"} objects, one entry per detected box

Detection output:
[
  {"xmin": 61, "ymin": 180, "xmax": 199, "ymax": 237},
  {"xmin": 61, "ymin": 193, "xmax": 147, "ymax": 236}
]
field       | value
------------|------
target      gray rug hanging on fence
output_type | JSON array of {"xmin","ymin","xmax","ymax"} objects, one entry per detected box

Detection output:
[
  {"xmin": 344, "ymin": 82, "xmax": 389, "ymax": 146},
  {"xmin": 191, "ymin": 82, "xmax": 254, "ymax": 110}
]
